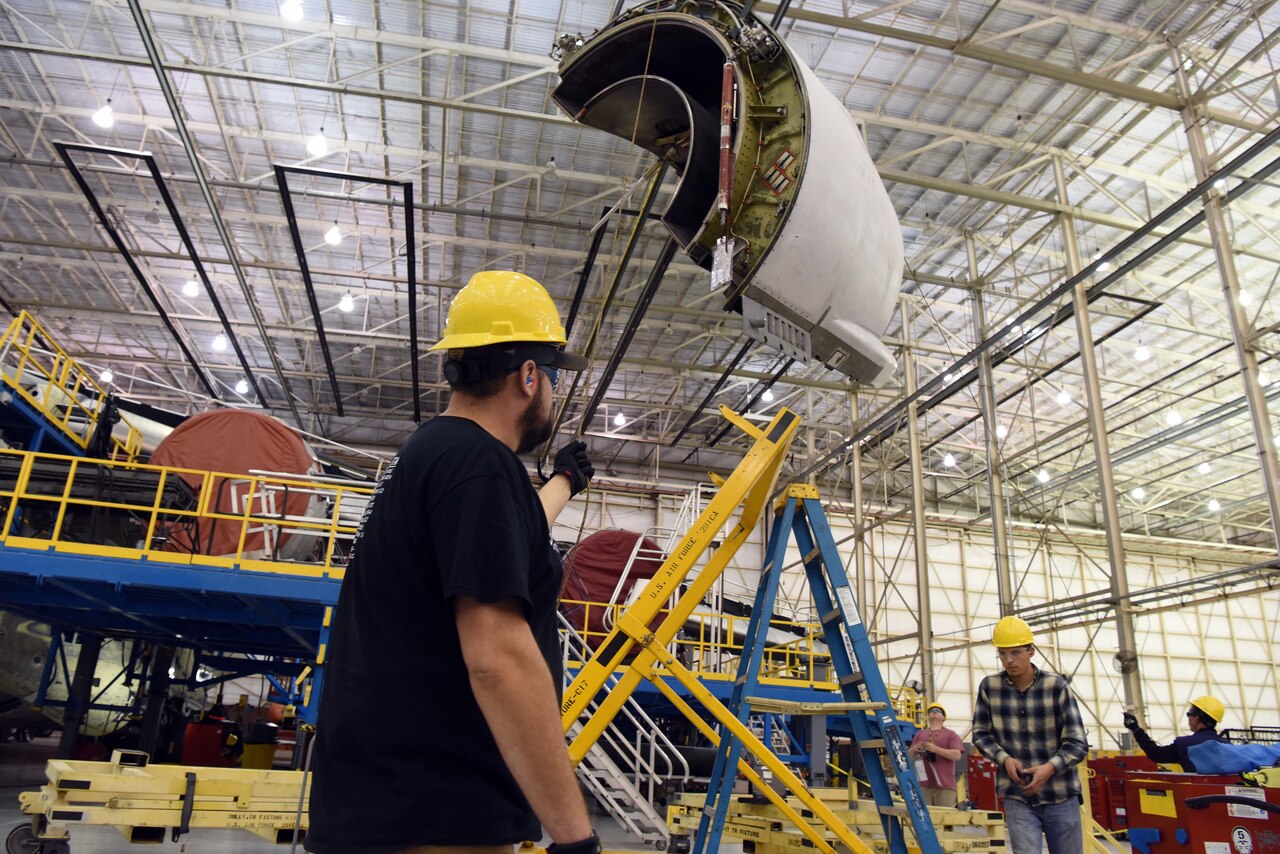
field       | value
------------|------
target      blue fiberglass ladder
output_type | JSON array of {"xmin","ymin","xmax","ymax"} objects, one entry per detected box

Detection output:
[{"xmin": 693, "ymin": 483, "xmax": 943, "ymax": 854}]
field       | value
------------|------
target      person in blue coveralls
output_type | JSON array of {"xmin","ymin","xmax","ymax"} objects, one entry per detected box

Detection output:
[{"xmin": 1124, "ymin": 695, "xmax": 1227, "ymax": 773}]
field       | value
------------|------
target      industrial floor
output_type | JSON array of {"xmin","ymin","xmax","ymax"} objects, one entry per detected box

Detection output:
[{"xmin": 0, "ymin": 737, "xmax": 731, "ymax": 853}]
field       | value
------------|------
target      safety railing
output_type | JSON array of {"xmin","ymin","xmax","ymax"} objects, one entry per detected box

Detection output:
[
  {"xmin": 1080, "ymin": 762, "xmax": 1131, "ymax": 854},
  {"xmin": 0, "ymin": 447, "xmax": 372, "ymax": 577},
  {"xmin": 561, "ymin": 596, "xmax": 923, "ymax": 719},
  {"xmin": 0, "ymin": 310, "xmax": 144, "ymax": 461}
]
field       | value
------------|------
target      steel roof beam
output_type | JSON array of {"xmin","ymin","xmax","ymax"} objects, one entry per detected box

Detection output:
[
  {"xmin": 754, "ymin": 2, "xmax": 1264, "ymax": 131},
  {"xmin": 125, "ymin": 0, "xmax": 302, "ymax": 426}
]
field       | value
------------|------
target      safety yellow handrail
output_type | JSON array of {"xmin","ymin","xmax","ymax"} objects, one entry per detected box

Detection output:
[
  {"xmin": 0, "ymin": 446, "xmax": 372, "ymax": 577},
  {"xmin": 562, "ymin": 596, "xmax": 922, "ymax": 720},
  {"xmin": 0, "ymin": 311, "xmax": 144, "ymax": 461}
]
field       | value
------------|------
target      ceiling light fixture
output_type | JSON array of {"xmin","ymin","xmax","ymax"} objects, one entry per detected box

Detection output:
[
  {"xmin": 613, "ymin": 412, "xmax": 626, "ymax": 428},
  {"xmin": 942, "ymin": 453, "xmax": 956, "ymax": 468},
  {"xmin": 339, "ymin": 292, "xmax": 355, "ymax": 312},
  {"xmin": 1166, "ymin": 410, "xmax": 1182, "ymax": 426},
  {"xmin": 92, "ymin": 100, "xmax": 114, "ymax": 129},
  {"xmin": 213, "ymin": 333, "xmax": 228, "ymax": 352},
  {"xmin": 1036, "ymin": 469, "xmax": 1050, "ymax": 484},
  {"xmin": 543, "ymin": 156, "xmax": 560, "ymax": 185},
  {"xmin": 1239, "ymin": 290, "xmax": 1254, "ymax": 305},
  {"xmin": 99, "ymin": 369, "xmax": 114, "ymax": 384},
  {"xmin": 1197, "ymin": 462, "xmax": 1211, "ymax": 475},
  {"xmin": 235, "ymin": 378, "xmax": 250, "ymax": 394},
  {"xmin": 1056, "ymin": 389, "xmax": 1071, "ymax": 406},
  {"xmin": 1134, "ymin": 344, "xmax": 1150, "ymax": 362},
  {"xmin": 1208, "ymin": 498, "xmax": 1221, "ymax": 512},
  {"xmin": 280, "ymin": 0, "xmax": 303, "ymax": 23},
  {"xmin": 761, "ymin": 388, "xmax": 774, "ymax": 403},
  {"xmin": 995, "ymin": 423, "xmax": 1009, "ymax": 440},
  {"xmin": 325, "ymin": 222, "xmax": 343, "ymax": 245},
  {"xmin": 1258, "ymin": 370, "xmax": 1271, "ymax": 387},
  {"xmin": 183, "ymin": 279, "xmax": 200, "ymax": 298},
  {"xmin": 1131, "ymin": 486, "xmax": 1146, "ymax": 500},
  {"xmin": 307, "ymin": 129, "xmax": 328, "ymax": 158}
]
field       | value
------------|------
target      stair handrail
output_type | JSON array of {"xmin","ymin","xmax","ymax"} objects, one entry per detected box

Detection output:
[{"xmin": 560, "ymin": 612, "xmax": 690, "ymax": 786}]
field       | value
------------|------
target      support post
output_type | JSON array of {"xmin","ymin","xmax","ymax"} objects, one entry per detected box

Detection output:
[
  {"xmin": 902, "ymin": 319, "xmax": 935, "ymax": 701},
  {"xmin": 966, "ymin": 234, "xmax": 1014, "ymax": 616},
  {"xmin": 850, "ymin": 391, "xmax": 867, "ymax": 616},
  {"xmin": 1174, "ymin": 53, "xmax": 1280, "ymax": 546},
  {"xmin": 57, "ymin": 632, "xmax": 102, "ymax": 758},
  {"xmin": 1053, "ymin": 155, "xmax": 1145, "ymax": 719},
  {"xmin": 138, "ymin": 646, "xmax": 175, "ymax": 758}
]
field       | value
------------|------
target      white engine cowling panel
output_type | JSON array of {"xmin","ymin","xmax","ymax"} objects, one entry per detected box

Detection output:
[{"xmin": 554, "ymin": 1, "xmax": 902, "ymax": 385}]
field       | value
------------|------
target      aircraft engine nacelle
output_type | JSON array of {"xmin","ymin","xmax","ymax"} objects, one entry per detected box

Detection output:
[{"xmin": 553, "ymin": 0, "xmax": 902, "ymax": 385}]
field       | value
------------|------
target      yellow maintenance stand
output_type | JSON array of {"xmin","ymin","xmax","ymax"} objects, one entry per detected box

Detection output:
[{"xmin": 561, "ymin": 406, "xmax": 943, "ymax": 854}]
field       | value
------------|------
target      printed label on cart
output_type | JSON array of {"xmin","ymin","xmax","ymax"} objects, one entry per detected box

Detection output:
[
  {"xmin": 1203, "ymin": 843, "xmax": 1229, "ymax": 854},
  {"xmin": 1226, "ymin": 786, "xmax": 1268, "ymax": 820},
  {"xmin": 1231, "ymin": 826, "xmax": 1253, "ymax": 854},
  {"xmin": 227, "ymin": 813, "xmax": 299, "ymax": 827}
]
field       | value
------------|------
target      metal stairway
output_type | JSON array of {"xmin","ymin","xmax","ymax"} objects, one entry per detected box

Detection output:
[{"xmin": 560, "ymin": 614, "xmax": 682, "ymax": 849}]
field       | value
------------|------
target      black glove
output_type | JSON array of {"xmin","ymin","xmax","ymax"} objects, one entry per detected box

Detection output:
[
  {"xmin": 548, "ymin": 831, "xmax": 601, "ymax": 854},
  {"xmin": 1123, "ymin": 712, "xmax": 1138, "ymax": 731},
  {"xmin": 553, "ymin": 440, "xmax": 595, "ymax": 496}
]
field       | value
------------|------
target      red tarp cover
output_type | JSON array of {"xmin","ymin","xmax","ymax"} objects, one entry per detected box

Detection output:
[
  {"xmin": 151, "ymin": 409, "xmax": 315, "ymax": 557},
  {"xmin": 561, "ymin": 529, "xmax": 665, "ymax": 646}
]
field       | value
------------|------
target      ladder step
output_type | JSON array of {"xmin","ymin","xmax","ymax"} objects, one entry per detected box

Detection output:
[
  {"xmin": 859, "ymin": 739, "xmax": 886, "ymax": 749},
  {"xmin": 803, "ymin": 546, "xmax": 822, "ymax": 564},
  {"xmin": 745, "ymin": 697, "xmax": 885, "ymax": 715},
  {"xmin": 838, "ymin": 672, "xmax": 864, "ymax": 687},
  {"xmin": 821, "ymin": 607, "xmax": 841, "ymax": 623},
  {"xmin": 878, "ymin": 804, "xmax": 914, "ymax": 818}
]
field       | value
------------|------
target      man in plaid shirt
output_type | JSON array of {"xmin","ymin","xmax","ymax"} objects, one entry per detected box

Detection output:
[{"xmin": 972, "ymin": 616, "xmax": 1089, "ymax": 854}]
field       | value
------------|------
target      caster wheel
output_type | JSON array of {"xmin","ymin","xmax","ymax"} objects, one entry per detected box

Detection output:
[
  {"xmin": 5, "ymin": 824, "xmax": 68, "ymax": 854},
  {"xmin": 653, "ymin": 839, "xmax": 668, "ymax": 850}
]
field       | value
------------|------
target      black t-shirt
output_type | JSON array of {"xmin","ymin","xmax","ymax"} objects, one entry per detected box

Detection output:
[{"xmin": 306, "ymin": 416, "xmax": 564, "ymax": 852}]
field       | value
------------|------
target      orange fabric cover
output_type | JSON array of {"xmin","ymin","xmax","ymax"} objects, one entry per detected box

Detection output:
[{"xmin": 151, "ymin": 409, "xmax": 314, "ymax": 557}]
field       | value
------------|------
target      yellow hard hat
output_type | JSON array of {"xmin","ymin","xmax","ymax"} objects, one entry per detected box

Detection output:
[
  {"xmin": 431, "ymin": 271, "xmax": 584, "ymax": 368},
  {"xmin": 926, "ymin": 702, "xmax": 946, "ymax": 717},
  {"xmin": 1190, "ymin": 695, "xmax": 1225, "ymax": 724},
  {"xmin": 992, "ymin": 616, "xmax": 1034, "ymax": 648}
]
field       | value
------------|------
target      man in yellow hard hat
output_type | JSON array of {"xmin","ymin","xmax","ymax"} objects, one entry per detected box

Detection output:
[
  {"xmin": 1123, "ymin": 695, "xmax": 1226, "ymax": 772},
  {"xmin": 907, "ymin": 701, "xmax": 964, "ymax": 807},
  {"xmin": 971, "ymin": 616, "xmax": 1089, "ymax": 854},
  {"xmin": 308, "ymin": 271, "xmax": 600, "ymax": 854}
]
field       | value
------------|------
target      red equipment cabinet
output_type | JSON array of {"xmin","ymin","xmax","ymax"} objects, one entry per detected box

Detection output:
[
  {"xmin": 966, "ymin": 753, "xmax": 1002, "ymax": 812},
  {"xmin": 1124, "ymin": 771, "xmax": 1280, "ymax": 853},
  {"xmin": 1087, "ymin": 754, "xmax": 1158, "ymax": 830}
]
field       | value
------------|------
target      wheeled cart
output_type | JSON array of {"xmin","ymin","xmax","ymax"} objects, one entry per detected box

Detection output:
[{"xmin": 8, "ymin": 748, "xmax": 308, "ymax": 852}]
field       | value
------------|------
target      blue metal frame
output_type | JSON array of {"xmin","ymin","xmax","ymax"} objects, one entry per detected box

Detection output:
[
  {"xmin": 693, "ymin": 496, "xmax": 796, "ymax": 854},
  {"xmin": 794, "ymin": 495, "xmax": 941, "ymax": 854},
  {"xmin": 0, "ymin": 539, "xmax": 342, "ymax": 731},
  {"xmin": 0, "ymin": 391, "xmax": 87, "ymax": 459},
  {"xmin": 693, "ymin": 493, "xmax": 943, "ymax": 854}
]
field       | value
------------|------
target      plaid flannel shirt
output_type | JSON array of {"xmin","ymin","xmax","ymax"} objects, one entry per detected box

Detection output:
[{"xmin": 971, "ymin": 665, "xmax": 1089, "ymax": 805}]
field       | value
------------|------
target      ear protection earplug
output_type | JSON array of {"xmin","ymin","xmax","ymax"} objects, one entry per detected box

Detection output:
[{"xmin": 527, "ymin": 376, "xmax": 535, "ymax": 386}]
